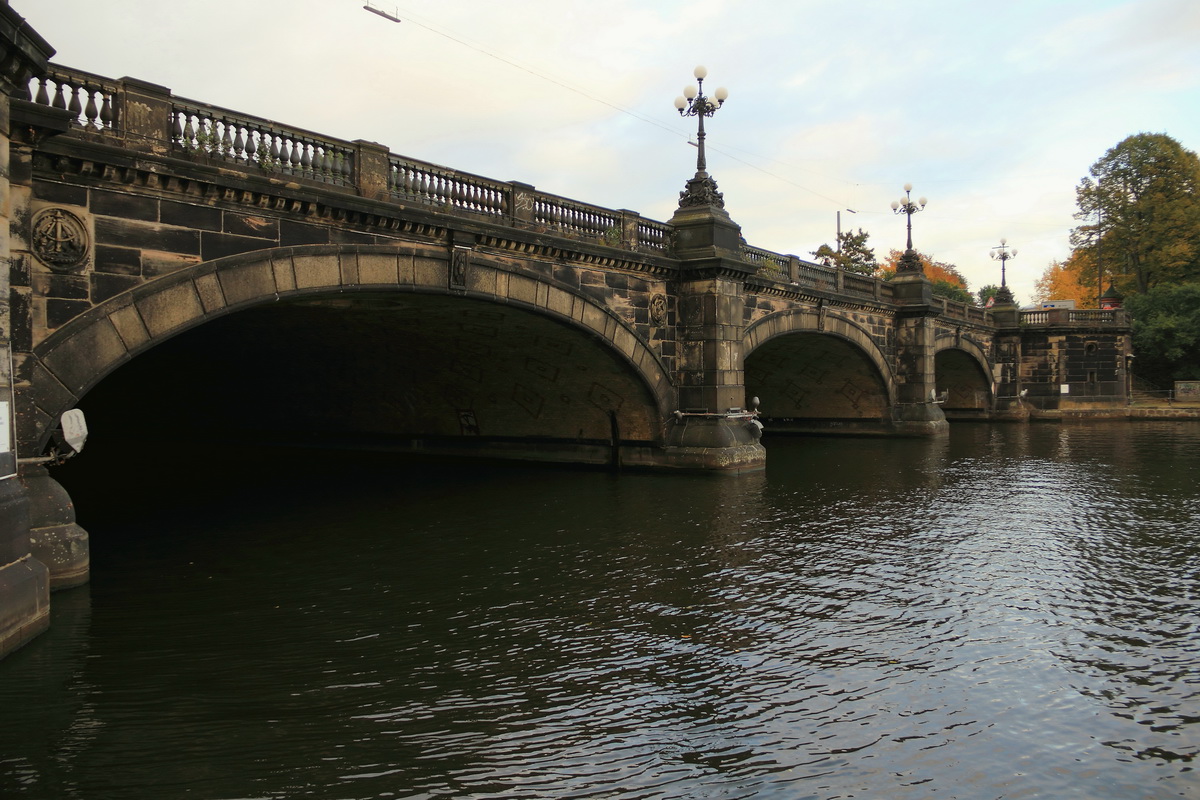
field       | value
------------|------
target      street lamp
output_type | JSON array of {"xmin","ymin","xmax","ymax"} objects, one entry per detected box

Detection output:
[
  {"xmin": 989, "ymin": 238, "xmax": 1017, "ymax": 304},
  {"xmin": 837, "ymin": 208, "xmax": 857, "ymax": 253},
  {"xmin": 674, "ymin": 65, "xmax": 728, "ymax": 208},
  {"xmin": 890, "ymin": 183, "xmax": 927, "ymax": 272}
]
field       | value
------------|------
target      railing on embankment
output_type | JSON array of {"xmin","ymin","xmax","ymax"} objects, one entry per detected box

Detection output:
[{"xmin": 29, "ymin": 63, "xmax": 1010, "ymax": 326}]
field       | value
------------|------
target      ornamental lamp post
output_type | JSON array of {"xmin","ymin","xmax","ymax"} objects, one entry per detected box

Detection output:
[
  {"xmin": 989, "ymin": 238, "xmax": 1017, "ymax": 304},
  {"xmin": 674, "ymin": 66, "xmax": 728, "ymax": 208},
  {"xmin": 890, "ymin": 183, "xmax": 927, "ymax": 272}
]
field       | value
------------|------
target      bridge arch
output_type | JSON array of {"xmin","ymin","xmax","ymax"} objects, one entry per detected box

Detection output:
[
  {"xmin": 23, "ymin": 244, "xmax": 674, "ymax": 457},
  {"xmin": 742, "ymin": 308, "xmax": 897, "ymax": 430},
  {"xmin": 934, "ymin": 339, "xmax": 994, "ymax": 418}
]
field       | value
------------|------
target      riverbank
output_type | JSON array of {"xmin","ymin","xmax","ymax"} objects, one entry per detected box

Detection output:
[{"xmin": 1023, "ymin": 398, "xmax": 1200, "ymax": 421}]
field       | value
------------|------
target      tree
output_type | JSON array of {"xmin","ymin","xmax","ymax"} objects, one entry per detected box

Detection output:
[
  {"xmin": 977, "ymin": 285, "xmax": 1002, "ymax": 306},
  {"xmin": 1125, "ymin": 282, "xmax": 1200, "ymax": 387},
  {"xmin": 1032, "ymin": 252, "xmax": 1095, "ymax": 306},
  {"xmin": 877, "ymin": 249, "xmax": 974, "ymax": 304},
  {"xmin": 811, "ymin": 227, "xmax": 878, "ymax": 275},
  {"xmin": 1071, "ymin": 133, "xmax": 1200, "ymax": 295}
]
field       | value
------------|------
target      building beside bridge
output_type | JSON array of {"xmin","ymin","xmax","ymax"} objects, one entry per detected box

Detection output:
[{"xmin": 0, "ymin": 2, "xmax": 1131, "ymax": 660}]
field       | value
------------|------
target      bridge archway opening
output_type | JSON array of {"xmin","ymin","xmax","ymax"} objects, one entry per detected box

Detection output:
[
  {"xmin": 745, "ymin": 332, "xmax": 892, "ymax": 435},
  {"xmin": 63, "ymin": 290, "xmax": 665, "ymax": 470},
  {"xmin": 934, "ymin": 348, "xmax": 993, "ymax": 420}
]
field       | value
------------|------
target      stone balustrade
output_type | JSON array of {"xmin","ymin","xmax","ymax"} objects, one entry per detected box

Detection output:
[
  {"xmin": 1021, "ymin": 309, "xmax": 1127, "ymax": 326},
  {"xmin": 171, "ymin": 102, "xmax": 355, "ymax": 186},
  {"xmin": 29, "ymin": 62, "xmax": 996, "ymax": 318},
  {"xmin": 29, "ymin": 65, "xmax": 117, "ymax": 131}
]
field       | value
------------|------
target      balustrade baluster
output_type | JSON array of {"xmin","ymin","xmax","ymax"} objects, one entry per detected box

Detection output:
[
  {"xmin": 245, "ymin": 128, "xmax": 259, "ymax": 163},
  {"xmin": 51, "ymin": 79, "xmax": 67, "ymax": 110},
  {"xmin": 99, "ymin": 92, "xmax": 113, "ymax": 129},
  {"xmin": 34, "ymin": 77, "xmax": 49, "ymax": 105},
  {"xmin": 298, "ymin": 141, "xmax": 311, "ymax": 177},
  {"xmin": 182, "ymin": 113, "xmax": 195, "ymax": 147},
  {"xmin": 305, "ymin": 142, "xmax": 316, "ymax": 177},
  {"xmin": 220, "ymin": 120, "xmax": 234, "ymax": 159},
  {"xmin": 83, "ymin": 84, "xmax": 99, "ymax": 128},
  {"xmin": 66, "ymin": 83, "xmax": 82, "ymax": 121},
  {"xmin": 232, "ymin": 125, "xmax": 246, "ymax": 161}
]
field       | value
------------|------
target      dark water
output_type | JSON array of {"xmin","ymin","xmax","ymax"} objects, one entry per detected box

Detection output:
[{"xmin": 2, "ymin": 424, "xmax": 1199, "ymax": 799}]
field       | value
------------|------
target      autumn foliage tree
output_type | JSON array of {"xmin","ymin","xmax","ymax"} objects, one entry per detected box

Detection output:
[
  {"xmin": 877, "ymin": 249, "xmax": 974, "ymax": 304},
  {"xmin": 1032, "ymin": 251, "xmax": 1096, "ymax": 306}
]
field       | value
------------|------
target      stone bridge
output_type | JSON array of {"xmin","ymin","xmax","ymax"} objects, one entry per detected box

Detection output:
[{"xmin": 0, "ymin": 5, "xmax": 1131, "ymax": 659}]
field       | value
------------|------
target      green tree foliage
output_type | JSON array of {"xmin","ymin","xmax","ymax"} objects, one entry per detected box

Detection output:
[
  {"xmin": 878, "ymin": 249, "xmax": 975, "ymax": 304},
  {"xmin": 977, "ymin": 284, "xmax": 1001, "ymax": 306},
  {"xmin": 1071, "ymin": 133, "xmax": 1200, "ymax": 295},
  {"xmin": 1125, "ymin": 283, "xmax": 1200, "ymax": 387},
  {"xmin": 811, "ymin": 228, "xmax": 878, "ymax": 275}
]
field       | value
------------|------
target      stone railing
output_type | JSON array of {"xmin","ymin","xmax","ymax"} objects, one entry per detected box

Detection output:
[
  {"xmin": 26, "ymin": 63, "xmax": 676, "ymax": 255},
  {"xmin": 1021, "ymin": 308, "xmax": 1128, "ymax": 326},
  {"xmin": 938, "ymin": 298, "xmax": 990, "ymax": 324},
  {"xmin": 27, "ymin": 64, "xmax": 1060, "ymax": 325},
  {"xmin": 171, "ymin": 100, "xmax": 355, "ymax": 186},
  {"xmin": 29, "ymin": 65, "xmax": 118, "ymax": 131},
  {"xmin": 745, "ymin": 249, "xmax": 896, "ymax": 302}
]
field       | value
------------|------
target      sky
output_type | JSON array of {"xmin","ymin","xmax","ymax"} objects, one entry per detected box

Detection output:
[{"xmin": 18, "ymin": 0, "xmax": 1200, "ymax": 306}]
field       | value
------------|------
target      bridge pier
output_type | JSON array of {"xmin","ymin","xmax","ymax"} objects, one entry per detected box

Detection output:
[
  {"xmin": 0, "ymin": 6, "xmax": 56, "ymax": 658},
  {"xmin": 665, "ymin": 192, "xmax": 766, "ymax": 472},
  {"xmin": 19, "ymin": 464, "xmax": 89, "ymax": 590},
  {"xmin": 988, "ymin": 301, "xmax": 1031, "ymax": 421},
  {"xmin": 890, "ymin": 269, "xmax": 949, "ymax": 436}
]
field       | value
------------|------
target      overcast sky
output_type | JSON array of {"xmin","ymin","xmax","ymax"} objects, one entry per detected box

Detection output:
[{"xmin": 19, "ymin": 0, "xmax": 1200, "ymax": 305}]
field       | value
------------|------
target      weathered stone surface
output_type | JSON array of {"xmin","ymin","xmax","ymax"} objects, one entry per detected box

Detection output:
[
  {"xmin": 357, "ymin": 252, "xmax": 399, "ymax": 285},
  {"xmin": 95, "ymin": 217, "xmax": 200, "ymax": 255},
  {"xmin": 293, "ymin": 253, "xmax": 341, "ymax": 289},
  {"xmin": 136, "ymin": 281, "xmax": 205, "ymax": 337},
  {"xmin": 219, "ymin": 261, "xmax": 278, "ymax": 306},
  {"xmin": 90, "ymin": 189, "xmax": 158, "ymax": 221}
]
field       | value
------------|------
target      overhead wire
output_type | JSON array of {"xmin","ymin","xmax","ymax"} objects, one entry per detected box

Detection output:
[{"xmin": 363, "ymin": 1, "xmax": 858, "ymax": 209}]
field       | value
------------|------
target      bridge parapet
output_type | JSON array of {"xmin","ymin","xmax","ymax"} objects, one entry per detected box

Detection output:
[
  {"xmin": 1020, "ymin": 308, "xmax": 1127, "ymax": 327},
  {"xmin": 27, "ymin": 63, "xmax": 675, "ymax": 255}
]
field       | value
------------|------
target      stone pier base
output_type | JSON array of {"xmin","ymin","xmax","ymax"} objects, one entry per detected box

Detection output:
[
  {"xmin": 661, "ymin": 413, "xmax": 766, "ymax": 474},
  {"xmin": 0, "ymin": 475, "xmax": 50, "ymax": 660},
  {"xmin": 21, "ymin": 465, "xmax": 90, "ymax": 591},
  {"xmin": 891, "ymin": 402, "xmax": 950, "ymax": 437}
]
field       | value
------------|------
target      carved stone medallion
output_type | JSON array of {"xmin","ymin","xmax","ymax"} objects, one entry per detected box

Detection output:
[
  {"xmin": 650, "ymin": 293, "xmax": 667, "ymax": 326},
  {"xmin": 32, "ymin": 208, "xmax": 90, "ymax": 272}
]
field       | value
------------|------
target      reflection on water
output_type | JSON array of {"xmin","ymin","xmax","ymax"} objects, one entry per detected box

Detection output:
[{"xmin": 2, "ymin": 423, "xmax": 1199, "ymax": 799}]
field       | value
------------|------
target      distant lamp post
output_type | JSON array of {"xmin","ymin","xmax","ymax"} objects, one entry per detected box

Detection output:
[
  {"xmin": 837, "ymin": 208, "xmax": 857, "ymax": 253},
  {"xmin": 989, "ymin": 238, "xmax": 1017, "ymax": 304},
  {"xmin": 674, "ymin": 65, "xmax": 728, "ymax": 208},
  {"xmin": 890, "ymin": 183, "xmax": 927, "ymax": 272}
]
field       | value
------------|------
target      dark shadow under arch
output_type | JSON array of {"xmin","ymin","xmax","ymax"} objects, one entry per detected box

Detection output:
[{"xmin": 23, "ymin": 244, "xmax": 673, "ymax": 456}]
